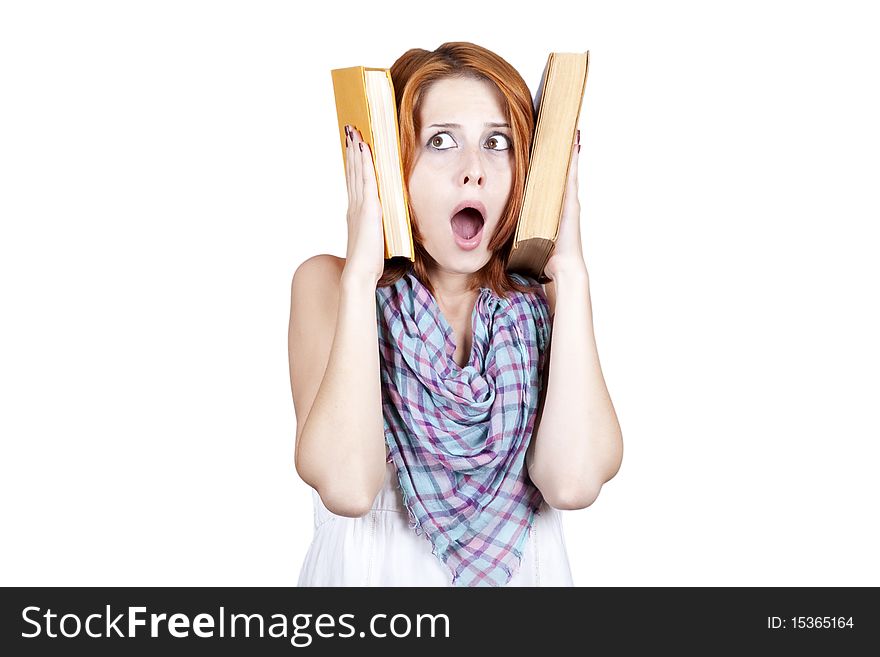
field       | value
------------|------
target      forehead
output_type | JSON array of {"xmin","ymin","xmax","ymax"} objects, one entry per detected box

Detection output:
[{"xmin": 418, "ymin": 76, "xmax": 507, "ymax": 124}]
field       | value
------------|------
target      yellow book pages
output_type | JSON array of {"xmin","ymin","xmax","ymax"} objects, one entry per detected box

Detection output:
[{"xmin": 372, "ymin": 69, "xmax": 414, "ymax": 261}]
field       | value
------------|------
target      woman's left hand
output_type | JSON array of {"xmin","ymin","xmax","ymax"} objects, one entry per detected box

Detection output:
[{"xmin": 543, "ymin": 129, "xmax": 587, "ymax": 281}]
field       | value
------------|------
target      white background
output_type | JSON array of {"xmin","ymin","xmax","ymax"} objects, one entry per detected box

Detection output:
[{"xmin": 1, "ymin": 0, "xmax": 877, "ymax": 586}]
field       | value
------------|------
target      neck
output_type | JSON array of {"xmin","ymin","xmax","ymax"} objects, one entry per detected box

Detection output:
[{"xmin": 425, "ymin": 267, "xmax": 479, "ymax": 319}]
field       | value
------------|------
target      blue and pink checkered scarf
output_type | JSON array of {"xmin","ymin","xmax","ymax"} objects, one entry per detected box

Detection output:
[{"xmin": 375, "ymin": 267, "xmax": 552, "ymax": 586}]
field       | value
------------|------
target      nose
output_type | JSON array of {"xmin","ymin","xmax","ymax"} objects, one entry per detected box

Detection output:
[{"xmin": 459, "ymin": 147, "xmax": 485, "ymax": 187}]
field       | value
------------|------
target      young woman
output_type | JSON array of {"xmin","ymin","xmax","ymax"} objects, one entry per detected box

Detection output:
[{"xmin": 288, "ymin": 42, "xmax": 622, "ymax": 586}]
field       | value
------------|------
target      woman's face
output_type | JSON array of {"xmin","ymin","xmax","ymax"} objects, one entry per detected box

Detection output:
[{"xmin": 407, "ymin": 76, "xmax": 514, "ymax": 274}]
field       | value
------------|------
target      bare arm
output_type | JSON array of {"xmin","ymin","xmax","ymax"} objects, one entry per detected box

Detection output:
[
  {"xmin": 288, "ymin": 255, "xmax": 386, "ymax": 517},
  {"xmin": 527, "ymin": 265, "xmax": 623, "ymax": 510}
]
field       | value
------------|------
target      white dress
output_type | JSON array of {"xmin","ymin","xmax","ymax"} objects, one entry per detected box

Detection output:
[{"xmin": 297, "ymin": 459, "xmax": 575, "ymax": 586}]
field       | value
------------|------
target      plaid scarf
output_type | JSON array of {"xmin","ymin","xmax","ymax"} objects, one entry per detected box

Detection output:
[{"xmin": 375, "ymin": 268, "xmax": 551, "ymax": 586}]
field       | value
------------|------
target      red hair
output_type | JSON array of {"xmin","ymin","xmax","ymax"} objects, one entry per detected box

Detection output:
[{"xmin": 377, "ymin": 42, "xmax": 538, "ymax": 299}]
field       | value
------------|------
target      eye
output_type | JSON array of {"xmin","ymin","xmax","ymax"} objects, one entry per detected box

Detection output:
[
  {"xmin": 485, "ymin": 133, "xmax": 512, "ymax": 151},
  {"xmin": 428, "ymin": 132, "xmax": 456, "ymax": 150}
]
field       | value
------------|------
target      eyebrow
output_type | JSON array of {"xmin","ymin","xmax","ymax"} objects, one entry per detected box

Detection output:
[{"xmin": 425, "ymin": 122, "xmax": 510, "ymax": 129}]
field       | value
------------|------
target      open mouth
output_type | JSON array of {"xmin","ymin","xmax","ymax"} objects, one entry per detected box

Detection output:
[{"xmin": 450, "ymin": 206, "xmax": 485, "ymax": 242}]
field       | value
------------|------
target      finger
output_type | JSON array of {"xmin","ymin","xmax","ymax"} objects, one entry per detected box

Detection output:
[
  {"xmin": 567, "ymin": 130, "xmax": 580, "ymax": 190},
  {"xmin": 560, "ymin": 135, "xmax": 580, "ymax": 215},
  {"xmin": 351, "ymin": 127, "xmax": 363, "ymax": 206},
  {"xmin": 564, "ymin": 156, "xmax": 577, "ymax": 200},
  {"xmin": 345, "ymin": 125, "xmax": 355, "ymax": 205},
  {"xmin": 360, "ymin": 138, "xmax": 378, "ymax": 199}
]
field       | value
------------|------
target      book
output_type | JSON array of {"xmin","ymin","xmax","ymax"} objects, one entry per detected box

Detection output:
[
  {"xmin": 507, "ymin": 51, "xmax": 590, "ymax": 281},
  {"xmin": 330, "ymin": 66, "xmax": 415, "ymax": 261}
]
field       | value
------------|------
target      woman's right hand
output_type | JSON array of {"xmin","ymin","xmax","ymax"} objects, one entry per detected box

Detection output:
[{"xmin": 343, "ymin": 125, "xmax": 385, "ymax": 284}]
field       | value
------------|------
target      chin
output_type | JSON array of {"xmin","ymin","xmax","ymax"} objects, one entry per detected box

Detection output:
[{"xmin": 442, "ymin": 250, "xmax": 491, "ymax": 273}]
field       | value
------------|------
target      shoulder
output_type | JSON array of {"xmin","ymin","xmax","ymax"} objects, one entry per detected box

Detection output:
[
  {"xmin": 290, "ymin": 255, "xmax": 348, "ymax": 337},
  {"xmin": 292, "ymin": 254, "xmax": 346, "ymax": 290},
  {"xmin": 291, "ymin": 254, "xmax": 347, "ymax": 303}
]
